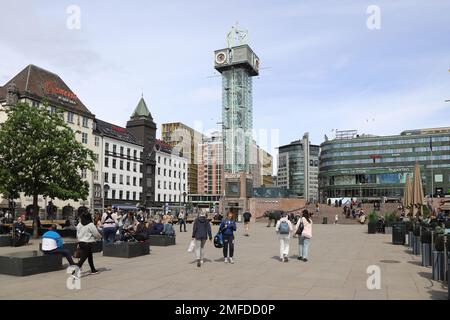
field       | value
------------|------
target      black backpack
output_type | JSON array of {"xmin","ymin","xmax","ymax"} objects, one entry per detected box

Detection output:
[{"xmin": 296, "ymin": 219, "xmax": 304, "ymax": 236}]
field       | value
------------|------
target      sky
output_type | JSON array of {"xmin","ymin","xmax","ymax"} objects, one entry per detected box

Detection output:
[{"xmin": 1, "ymin": 0, "xmax": 450, "ymax": 171}]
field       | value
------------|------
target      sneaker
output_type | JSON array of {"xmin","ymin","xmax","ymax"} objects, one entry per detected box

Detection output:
[
  {"xmin": 90, "ymin": 270, "xmax": 100, "ymax": 275},
  {"xmin": 297, "ymin": 257, "xmax": 303, "ymax": 261},
  {"xmin": 200, "ymin": 259, "xmax": 204, "ymax": 265},
  {"xmin": 284, "ymin": 257, "xmax": 289, "ymax": 262},
  {"xmin": 197, "ymin": 260, "xmax": 201, "ymax": 267},
  {"xmin": 302, "ymin": 258, "xmax": 308, "ymax": 262},
  {"xmin": 229, "ymin": 257, "xmax": 234, "ymax": 264},
  {"xmin": 224, "ymin": 258, "xmax": 229, "ymax": 264}
]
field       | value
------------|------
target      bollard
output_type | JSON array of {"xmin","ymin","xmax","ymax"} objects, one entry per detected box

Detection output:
[
  {"xmin": 432, "ymin": 251, "xmax": 445, "ymax": 281},
  {"xmin": 409, "ymin": 231, "xmax": 414, "ymax": 249},
  {"xmin": 421, "ymin": 243, "xmax": 431, "ymax": 267}
]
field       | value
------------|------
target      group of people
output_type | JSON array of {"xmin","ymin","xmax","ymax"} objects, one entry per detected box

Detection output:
[{"xmin": 189, "ymin": 209, "xmax": 313, "ymax": 268}]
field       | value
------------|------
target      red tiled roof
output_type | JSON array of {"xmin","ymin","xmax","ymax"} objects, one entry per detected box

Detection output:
[{"xmin": 0, "ymin": 64, "xmax": 94, "ymax": 117}]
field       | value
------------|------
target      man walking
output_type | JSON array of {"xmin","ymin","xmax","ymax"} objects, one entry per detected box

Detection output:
[
  {"xmin": 243, "ymin": 211, "xmax": 252, "ymax": 236},
  {"xmin": 178, "ymin": 210, "xmax": 187, "ymax": 232},
  {"xmin": 275, "ymin": 213, "xmax": 294, "ymax": 262},
  {"xmin": 192, "ymin": 212, "xmax": 212, "ymax": 267}
]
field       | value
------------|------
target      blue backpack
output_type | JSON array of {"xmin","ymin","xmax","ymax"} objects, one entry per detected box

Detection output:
[
  {"xmin": 279, "ymin": 221, "xmax": 289, "ymax": 234},
  {"xmin": 214, "ymin": 232, "xmax": 223, "ymax": 248}
]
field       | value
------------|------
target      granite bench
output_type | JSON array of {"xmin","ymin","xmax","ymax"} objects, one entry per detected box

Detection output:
[
  {"xmin": 0, "ymin": 250, "xmax": 63, "ymax": 276},
  {"xmin": 0, "ymin": 235, "xmax": 12, "ymax": 247},
  {"xmin": 148, "ymin": 235, "xmax": 176, "ymax": 246},
  {"xmin": 103, "ymin": 241, "xmax": 150, "ymax": 258}
]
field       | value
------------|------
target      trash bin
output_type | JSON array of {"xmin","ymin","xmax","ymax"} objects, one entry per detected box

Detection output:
[
  {"xmin": 422, "ymin": 243, "xmax": 432, "ymax": 267},
  {"xmin": 322, "ymin": 217, "xmax": 327, "ymax": 224},
  {"xmin": 392, "ymin": 223, "xmax": 406, "ymax": 245},
  {"xmin": 432, "ymin": 251, "xmax": 445, "ymax": 281}
]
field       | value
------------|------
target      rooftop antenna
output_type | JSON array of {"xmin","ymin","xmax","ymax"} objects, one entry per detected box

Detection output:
[{"xmin": 226, "ymin": 22, "xmax": 248, "ymax": 48}]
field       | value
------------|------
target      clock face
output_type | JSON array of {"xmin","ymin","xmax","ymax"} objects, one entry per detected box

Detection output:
[{"xmin": 215, "ymin": 52, "xmax": 227, "ymax": 65}]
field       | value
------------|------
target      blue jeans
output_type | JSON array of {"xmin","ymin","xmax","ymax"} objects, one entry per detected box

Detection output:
[
  {"xmin": 103, "ymin": 227, "xmax": 116, "ymax": 245},
  {"xmin": 298, "ymin": 236, "xmax": 310, "ymax": 259}
]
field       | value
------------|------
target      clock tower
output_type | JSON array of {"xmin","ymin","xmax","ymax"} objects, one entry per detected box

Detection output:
[{"xmin": 215, "ymin": 25, "xmax": 260, "ymax": 217}]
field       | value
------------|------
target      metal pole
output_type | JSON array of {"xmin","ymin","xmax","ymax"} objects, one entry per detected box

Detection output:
[
  {"xmin": 444, "ymin": 235, "xmax": 448, "ymax": 282},
  {"xmin": 431, "ymin": 139, "xmax": 433, "ymax": 210}
]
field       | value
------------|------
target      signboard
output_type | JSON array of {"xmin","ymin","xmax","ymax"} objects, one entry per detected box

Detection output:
[{"xmin": 43, "ymin": 81, "xmax": 77, "ymax": 105}]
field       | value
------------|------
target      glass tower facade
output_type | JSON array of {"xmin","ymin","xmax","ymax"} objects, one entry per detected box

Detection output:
[{"xmin": 222, "ymin": 68, "xmax": 253, "ymax": 174}]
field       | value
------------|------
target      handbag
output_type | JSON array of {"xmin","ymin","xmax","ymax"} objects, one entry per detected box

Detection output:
[
  {"xmin": 296, "ymin": 220, "xmax": 304, "ymax": 236},
  {"xmin": 187, "ymin": 239, "xmax": 195, "ymax": 253},
  {"xmin": 73, "ymin": 244, "xmax": 81, "ymax": 259}
]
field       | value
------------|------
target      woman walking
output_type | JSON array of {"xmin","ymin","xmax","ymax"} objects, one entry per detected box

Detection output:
[
  {"xmin": 219, "ymin": 212, "xmax": 237, "ymax": 264},
  {"xmin": 77, "ymin": 212, "xmax": 102, "ymax": 275},
  {"xmin": 275, "ymin": 212, "xmax": 294, "ymax": 262},
  {"xmin": 296, "ymin": 210, "xmax": 313, "ymax": 262},
  {"xmin": 191, "ymin": 212, "xmax": 212, "ymax": 267}
]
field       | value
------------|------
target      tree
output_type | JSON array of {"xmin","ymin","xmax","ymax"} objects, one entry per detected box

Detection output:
[{"xmin": 0, "ymin": 102, "xmax": 95, "ymax": 238}]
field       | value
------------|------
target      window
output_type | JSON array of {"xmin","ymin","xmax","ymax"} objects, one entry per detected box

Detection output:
[
  {"xmin": 183, "ymin": 163, "xmax": 186, "ymax": 169},
  {"xmin": 174, "ymin": 183, "xmax": 177, "ymax": 190},
  {"xmin": 126, "ymin": 176, "xmax": 130, "ymax": 186},
  {"xmin": 48, "ymin": 106, "xmax": 56, "ymax": 114},
  {"xmin": 164, "ymin": 181, "xmax": 167, "ymax": 190},
  {"xmin": 120, "ymin": 160, "xmax": 124, "ymax": 170},
  {"xmin": 158, "ymin": 194, "xmax": 161, "ymax": 202},
  {"xmin": 158, "ymin": 180, "xmax": 161, "ymax": 189},
  {"xmin": 133, "ymin": 163, "xmax": 137, "ymax": 172},
  {"xmin": 112, "ymin": 159, "xmax": 117, "ymax": 169},
  {"xmin": 169, "ymin": 159, "xmax": 172, "ymax": 166},
  {"xmin": 94, "ymin": 153, "xmax": 99, "ymax": 163},
  {"xmin": 119, "ymin": 174, "xmax": 123, "ymax": 185},
  {"xmin": 112, "ymin": 174, "xmax": 116, "ymax": 184},
  {"xmin": 105, "ymin": 157, "xmax": 109, "ymax": 168},
  {"xmin": 133, "ymin": 192, "xmax": 136, "ymax": 201},
  {"xmin": 164, "ymin": 194, "xmax": 166, "ymax": 202},
  {"xmin": 158, "ymin": 156, "xmax": 161, "ymax": 163},
  {"xmin": 133, "ymin": 177, "xmax": 137, "ymax": 186},
  {"xmin": 127, "ymin": 162, "xmax": 130, "ymax": 171},
  {"xmin": 134, "ymin": 150, "xmax": 137, "ymax": 159},
  {"xmin": 104, "ymin": 172, "xmax": 109, "ymax": 183},
  {"xmin": 120, "ymin": 146, "xmax": 124, "ymax": 156},
  {"xmin": 119, "ymin": 190, "xmax": 123, "ymax": 200},
  {"xmin": 82, "ymin": 116, "xmax": 89, "ymax": 128},
  {"xmin": 112, "ymin": 190, "xmax": 116, "ymax": 199},
  {"xmin": 81, "ymin": 168, "xmax": 87, "ymax": 179},
  {"xmin": 81, "ymin": 133, "xmax": 88, "ymax": 144},
  {"xmin": 183, "ymin": 184, "xmax": 186, "ymax": 191},
  {"xmin": 139, "ymin": 178, "xmax": 142, "ymax": 187},
  {"xmin": 164, "ymin": 169, "xmax": 167, "ymax": 176},
  {"xmin": 67, "ymin": 112, "xmax": 74, "ymax": 123},
  {"xmin": 169, "ymin": 182, "xmax": 172, "ymax": 190},
  {"xmin": 174, "ymin": 195, "xmax": 177, "ymax": 203},
  {"xmin": 164, "ymin": 158, "xmax": 167, "ymax": 165},
  {"xmin": 435, "ymin": 174, "xmax": 443, "ymax": 183},
  {"xmin": 113, "ymin": 144, "xmax": 117, "ymax": 155},
  {"xmin": 94, "ymin": 171, "xmax": 99, "ymax": 181},
  {"xmin": 127, "ymin": 148, "xmax": 131, "ymax": 158},
  {"xmin": 169, "ymin": 170, "xmax": 171, "ymax": 178},
  {"xmin": 126, "ymin": 191, "xmax": 130, "ymax": 200},
  {"xmin": 94, "ymin": 185, "xmax": 101, "ymax": 198},
  {"xmin": 105, "ymin": 142, "xmax": 109, "ymax": 152},
  {"xmin": 94, "ymin": 136, "xmax": 100, "ymax": 147},
  {"xmin": 183, "ymin": 173, "xmax": 186, "ymax": 180},
  {"xmin": 169, "ymin": 195, "xmax": 172, "ymax": 202}
]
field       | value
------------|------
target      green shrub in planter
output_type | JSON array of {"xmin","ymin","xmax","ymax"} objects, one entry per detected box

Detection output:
[
  {"xmin": 422, "ymin": 205, "xmax": 430, "ymax": 219},
  {"xmin": 384, "ymin": 212, "xmax": 396, "ymax": 228},
  {"xmin": 368, "ymin": 211, "xmax": 377, "ymax": 234}
]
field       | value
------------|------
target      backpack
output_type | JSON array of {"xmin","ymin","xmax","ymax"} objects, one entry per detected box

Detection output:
[
  {"xmin": 104, "ymin": 212, "xmax": 115, "ymax": 224},
  {"xmin": 214, "ymin": 232, "xmax": 223, "ymax": 248},
  {"xmin": 296, "ymin": 219, "xmax": 304, "ymax": 236},
  {"xmin": 279, "ymin": 220, "xmax": 289, "ymax": 234}
]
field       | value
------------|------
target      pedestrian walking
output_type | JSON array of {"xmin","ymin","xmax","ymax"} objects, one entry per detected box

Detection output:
[
  {"xmin": 178, "ymin": 210, "xmax": 187, "ymax": 232},
  {"xmin": 219, "ymin": 212, "xmax": 237, "ymax": 264},
  {"xmin": 192, "ymin": 212, "xmax": 212, "ymax": 267},
  {"xmin": 296, "ymin": 210, "xmax": 313, "ymax": 262},
  {"xmin": 243, "ymin": 211, "xmax": 252, "ymax": 236},
  {"xmin": 101, "ymin": 206, "xmax": 118, "ymax": 245},
  {"xmin": 315, "ymin": 203, "xmax": 320, "ymax": 215},
  {"xmin": 275, "ymin": 213, "xmax": 294, "ymax": 262},
  {"xmin": 76, "ymin": 212, "xmax": 102, "ymax": 275}
]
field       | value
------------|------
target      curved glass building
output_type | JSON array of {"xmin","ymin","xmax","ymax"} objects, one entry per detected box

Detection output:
[{"xmin": 319, "ymin": 127, "xmax": 450, "ymax": 201}]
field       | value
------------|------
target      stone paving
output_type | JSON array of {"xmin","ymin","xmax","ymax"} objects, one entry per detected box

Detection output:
[{"xmin": 0, "ymin": 221, "xmax": 447, "ymax": 300}]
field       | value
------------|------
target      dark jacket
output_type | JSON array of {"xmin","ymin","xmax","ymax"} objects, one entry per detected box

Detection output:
[
  {"xmin": 243, "ymin": 212, "xmax": 252, "ymax": 222},
  {"xmin": 150, "ymin": 223, "xmax": 164, "ymax": 235},
  {"xmin": 135, "ymin": 223, "xmax": 149, "ymax": 239},
  {"xmin": 192, "ymin": 216, "xmax": 212, "ymax": 240},
  {"xmin": 219, "ymin": 219, "xmax": 236, "ymax": 237}
]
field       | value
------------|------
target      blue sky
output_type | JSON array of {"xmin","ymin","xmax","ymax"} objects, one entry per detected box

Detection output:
[{"xmin": 1, "ymin": 0, "xmax": 450, "ymax": 164}]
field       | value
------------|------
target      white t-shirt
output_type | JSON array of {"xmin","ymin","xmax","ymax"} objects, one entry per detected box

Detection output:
[{"xmin": 41, "ymin": 238, "xmax": 57, "ymax": 251}]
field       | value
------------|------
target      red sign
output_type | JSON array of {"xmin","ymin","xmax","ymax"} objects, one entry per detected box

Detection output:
[
  {"xmin": 369, "ymin": 154, "xmax": 382, "ymax": 159},
  {"xmin": 44, "ymin": 81, "xmax": 77, "ymax": 100},
  {"xmin": 112, "ymin": 125, "xmax": 126, "ymax": 133}
]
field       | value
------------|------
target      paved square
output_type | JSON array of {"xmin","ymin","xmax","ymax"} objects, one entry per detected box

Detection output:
[{"xmin": 0, "ymin": 222, "xmax": 447, "ymax": 300}]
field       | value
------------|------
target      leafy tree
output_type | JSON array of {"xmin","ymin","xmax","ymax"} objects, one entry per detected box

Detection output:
[{"xmin": 0, "ymin": 102, "xmax": 94, "ymax": 237}]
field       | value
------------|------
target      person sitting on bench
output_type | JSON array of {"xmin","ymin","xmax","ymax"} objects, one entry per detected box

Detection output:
[
  {"xmin": 14, "ymin": 216, "xmax": 31, "ymax": 246},
  {"xmin": 42, "ymin": 224, "xmax": 76, "ymax": 266},
  {"xmin": 133, "ymin": 216, "xmax": 149, "ymax": 241},
  {"xmin": 149, "ymin": 219, "xmax": 164, "ymax": 235},
  {"xmin": 163, "ymin": 217, "xmax": 175, "ymax": 237}
]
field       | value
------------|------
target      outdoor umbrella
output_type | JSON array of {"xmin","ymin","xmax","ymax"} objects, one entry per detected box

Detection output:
[
  {"xmin": 402, "ymin": 174, "xmax": 413, "ymax": 214},
  {"xmin": 412, "ymin": 162, "xmax": 425, "ymax": 216}
]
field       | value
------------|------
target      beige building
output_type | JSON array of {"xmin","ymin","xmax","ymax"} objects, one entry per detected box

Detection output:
[
  {"xmin": 0, "ymin": 65, "xmax": 101, "ymax": 215},
  {"xmin": 161, "ymin": 122, "xmax": 205, "ymax": 195}
]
